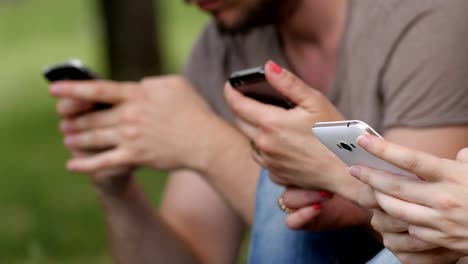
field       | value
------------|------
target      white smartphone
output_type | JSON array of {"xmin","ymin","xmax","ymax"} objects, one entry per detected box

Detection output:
[{"xmin": 312, "ymin": 120, "xmax": 413, "ymax": 177}]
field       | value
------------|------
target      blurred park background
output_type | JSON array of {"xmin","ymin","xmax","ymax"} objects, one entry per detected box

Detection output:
[{"xmin": 0, "ymin": 1, "xmax": 251, "ymax": 263}]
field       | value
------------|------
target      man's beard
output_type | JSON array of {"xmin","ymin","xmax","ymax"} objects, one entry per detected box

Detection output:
[{"xmin": 215, "ymin": 0, "xmax": 286, "ymax": 34}]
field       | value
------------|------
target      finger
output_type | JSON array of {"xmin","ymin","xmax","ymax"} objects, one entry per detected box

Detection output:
[
  {"xmin": 285, "ymin": 204, "xmax": 321, "ymax": 230},
  {"xmin": 224, "ymin": 82, "xmax": 283, "ymax": 127},
  {"xmin": 356, "ymin": 135, "xmax": 450, "ymax": 182},
  {"xmin": 56, "ymin": 98, "xmax": 94, "ymax": 117},
  {"xmin": 408, "ymin": 225, "xmax": 468, "ymax": 254},
  {"xmin": 282, "ymin": 188, "xmax": 333, "ymax": 209},
  {"xmin": 264, "ymin": 60, "xmax": 329, "ymax": 110},
  {"xmin": 372, "ymin": 210, "xmax": 408, "ymax": 233},
  {"xmin": 50, "ymin": 80, "xmax": 127, "ymax": 104},
  {"xmin": 356, "ymin": 185, "xmax": 380, "ymax": 209},
  {"xmin": 235, "ymin": 118, "xmax": 259, "ymax": 140},
  {"xmin": 374, "ymin": 192, "xmax": 441, "ymax": 228},
  {"xmin": 67, "ymin": 148, "xmax": 131, "ymax": 173},
  {"xmin": 456, "ymin": 148, "xmax": 468, "ymax": 164},
  {"xmin": 381, "ymin": 232, "xmax": 439, "ymax": 252},
  {"xmin": 396, "ymin": 248, "xmax": 463, "ymax": 264},
  {"xmin": 351, "ymin": 165, "xmax": 434, "ymax": 207},
  {"xmin": 251, "ymin": 142, "xmax": 266, "ymax": 167},
  {"xmin": 60, "ymin": 108, "xmax": 120, "ymax": 133},
  {"xmin": 64, "ymin": 129, "xmax": 119, "ymax": 150}
]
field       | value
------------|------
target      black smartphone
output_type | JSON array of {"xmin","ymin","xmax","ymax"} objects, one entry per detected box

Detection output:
[
  {"xmin": 44, "ymin": 59, "xmax": 98, "ymax": 81},
  {"xmin": 229, "ymin": 66, "xmax": 295, "ymax": 109},
  {"xmin": 43, "ymin": 60, "xmax": 110, "ymax": 110}
]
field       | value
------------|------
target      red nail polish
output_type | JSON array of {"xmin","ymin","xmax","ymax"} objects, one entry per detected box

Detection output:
[
  {"xmin": 312, "ymin": 203, "xmax": 322, "ymax": 211},
  {"xmin": 268, "ymin": 60, "xmax": 282, "ymax": 74},
  {"xmin": 319, "ymin": 191, "xmax": 333, "ymax": 199}
]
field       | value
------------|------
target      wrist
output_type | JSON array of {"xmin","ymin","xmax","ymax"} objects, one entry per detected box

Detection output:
[
  {"xmin": 185, "ymin": 114, "xmax": 244, "ymax": 174},
  {"xmin": 92, "ymin": 169, "xmax": 135, "ymax": 198},
  {"xmin": 329, "ymin": 166, "xmax": 365, "ymax": 202}
]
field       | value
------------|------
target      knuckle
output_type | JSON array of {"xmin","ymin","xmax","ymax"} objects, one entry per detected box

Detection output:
[
  {"xmin": 121, "ymin": 126, "xmax": 141, "ymax": 140},
  {"xmin": 440, "ymin": 219, "xmax": 459, "ymax": 234},
  {"xmin": 404, "ymin": 237, "xmax": 422, "ymax": 252},
  {"xmin": 392, "ymin": 207, "xmax": 407, "ymax": 221},
  {"xmin": 281, "ymin": 71, "xmax": 301, "ymax": 90},
  {"xmin": 401, "ymin": 155, "xmax": 421, "ymax": 171},
  {"xmin": 370, "ymin": 216, "xmax": 382, "ymax": 231},
  {"xmin": 387, "ymin": 181, "xmax": 402, "ymax": 196},
  {"xmin": 257, "ymin": 113, "xmax": 279, "ymax": 131},
  {"xmin": 435, "ymin": 193, "xmax": 461, "ymax": 211},
  {"xmin": 120, "ymin": 107, "xmax": 141, "ymax": 123},
  {"xmin": 382, "ymin": 236, "xmax": 394, "ymax": 250},
  {"xmin": 255, "ymin": 134, "xmax": 275, "ymax": 154}
]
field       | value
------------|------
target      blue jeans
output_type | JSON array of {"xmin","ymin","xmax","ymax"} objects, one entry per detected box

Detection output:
[{"xmin": 248, "ymin": 169, "xmax": 383, "ymax": 263}]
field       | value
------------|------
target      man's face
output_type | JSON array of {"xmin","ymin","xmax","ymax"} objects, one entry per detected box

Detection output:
[{"xmin": 187, "ymin": 0, "xmax": 286, "ymax": 32}]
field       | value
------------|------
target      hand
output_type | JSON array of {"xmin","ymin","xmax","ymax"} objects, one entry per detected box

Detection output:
[
  {"xmin": 281, "ymin": 188, "xmax": 371, "ymax": 230},
  {"xmin": 54, "ymin": 97, "xmax": 135, "ymax": 185},
  {"xmin": 225, "ymin": 60, "xmax": 361, "ymax": 197},
  {"xmin": 350, "ymin": 134, "xmax": 468, "ymax": 255},
  {"xmin": 50, "ymin": 76, "xmax": 222, "ymax": 175}
]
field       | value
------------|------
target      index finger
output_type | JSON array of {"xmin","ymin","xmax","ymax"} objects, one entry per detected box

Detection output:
[
  {"xmin": 224, "ymin": 82, "xmax": 283, "ymax": 126},
  {"xmin": 50, "ymin": 80, "xmax": 127, "ymax": 104},
  {"xmin": 357, "ymin": 135, "xmax": 450, "ymax": 182}
]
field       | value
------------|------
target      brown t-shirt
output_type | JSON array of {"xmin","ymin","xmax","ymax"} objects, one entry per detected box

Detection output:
[{"xmin": 183, "ymin": 0, "xmax": 468, "ymax": 133}]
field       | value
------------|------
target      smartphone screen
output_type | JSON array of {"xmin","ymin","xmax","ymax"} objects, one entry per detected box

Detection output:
[{"xmin": 229, "ymin": 66, "xmax": 295, "ymax": 109}]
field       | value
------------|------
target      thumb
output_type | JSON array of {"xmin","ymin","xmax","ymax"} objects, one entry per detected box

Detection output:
[
  {"xmin": 456, "ymin": 148, "xmax": 468, "ymax": 164},
  {"xmin": 264, "ymin": 60, "xmax": 325, "ymax": 109}
]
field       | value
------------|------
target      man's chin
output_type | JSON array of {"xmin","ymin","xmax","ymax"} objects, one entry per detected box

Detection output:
[{"xmin": 214, "ymin": 13, "xmax": 264, "ymax": 34}]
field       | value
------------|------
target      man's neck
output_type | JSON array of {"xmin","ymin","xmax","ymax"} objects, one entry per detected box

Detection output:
[{"xmin": 279, "ymin": 0, "xmax": 348, "ymax": 53}]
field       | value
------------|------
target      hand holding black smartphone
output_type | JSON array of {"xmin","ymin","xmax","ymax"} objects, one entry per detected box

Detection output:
[
  {"xmin": 229, "ymin": 66, "xmax": 295, "ymax": 109},
  {"xmin": 44, "ymin": 59, "xmax": 110, "ymax": 110}
]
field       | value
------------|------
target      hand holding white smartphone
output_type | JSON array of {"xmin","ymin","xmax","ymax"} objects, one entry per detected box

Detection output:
[{"xmin": 312, "ymin": 120, "xmax": 413, "ymax": 177}]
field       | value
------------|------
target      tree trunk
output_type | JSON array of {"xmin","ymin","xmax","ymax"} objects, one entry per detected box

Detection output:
[{"xmin": 99, "ymin": 0, "xmax": 161, "ymax": 80}]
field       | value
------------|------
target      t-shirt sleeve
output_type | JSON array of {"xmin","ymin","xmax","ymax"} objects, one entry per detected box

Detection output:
[
  {"xmin": 381, "ymin": 2, "xmax": 468, "ymax": 129},
  {"xmin": 181, "ymin": 21, "xmax": 223, "ymax": 108}
]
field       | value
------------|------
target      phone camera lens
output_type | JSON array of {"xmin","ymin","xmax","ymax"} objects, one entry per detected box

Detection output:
[{"xmin": 340, "ymin": 142, "xmax": 353, "ymax": 152}]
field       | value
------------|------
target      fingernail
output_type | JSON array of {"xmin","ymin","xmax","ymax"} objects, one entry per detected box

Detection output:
[
  {"xmin": 357, "ymin": 135, "xmax": 371, "ymax": 148},
  {"xmin": 268, "ymin": 60, "xmax": 282, "ymax": 75},
  {"xmin": 64, "ymin": 136, "xmax": 76, "ymax": 146},
  {"xmin": 50, "ymin": 83, "xmax": 63, "ymax": 95},
  {"xmin": 350, "ymin": 166, "xmax": 361, "ymax": 177},
  {"xmin": 319, "ymin": 191, "xmax": 333, "ymax": 199},
  {"xmin": 67, "ymin": 160, "xmax": 77, "ymax": 170},
  {"xmin": 312, "ymin": 203, "xmax": 322, "ymax": 211},
  {"xmin": 60, "ymin": 121, "xmax": 72, "ymax": 132}
]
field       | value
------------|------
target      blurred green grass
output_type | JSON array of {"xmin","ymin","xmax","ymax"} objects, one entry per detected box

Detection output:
[{"xmin": 0, "ymin": 0, "xmax": 222, "ymax": 263}]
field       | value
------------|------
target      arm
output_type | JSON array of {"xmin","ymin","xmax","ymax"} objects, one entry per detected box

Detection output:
[
  {"xmin": 51, "ymin": 76, "xmax": 259, "ymax": 223},
  {"xmin": 160, "ymin": 170, "xmax": 247, "ymax": 263},
  {"xmin": 51, "ymin": 76, "xmax": 260, "ymax": 262},
  {"xmin": 95, "ymin": 169, "xmax": 247, "ymax": 264},
  {"xmin": 96, "ymin": 175, "xmax": 201, "ymax": 264}
]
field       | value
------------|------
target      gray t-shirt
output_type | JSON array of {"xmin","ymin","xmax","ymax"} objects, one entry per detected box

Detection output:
[{"xmin": 183, "ymin": 0, "xmax": 468, "ymax": 133}]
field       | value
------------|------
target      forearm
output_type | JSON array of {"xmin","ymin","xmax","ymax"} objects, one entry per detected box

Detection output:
[
  {"xmin": 95, "ymin": 175, "xmax": 201, "ymax": 264},
  {"xmin": 191, "ymin": 116, "xmax": 260, "ymax": 225}
]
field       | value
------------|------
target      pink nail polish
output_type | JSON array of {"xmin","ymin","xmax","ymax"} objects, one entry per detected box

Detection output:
[
  {"xmin": 268, "ymin": 60, "xmax": 282, "ymax": 74},
  {"xmin": 312, "ymin": 203, "xmax": 322, "ymax": 211}
]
